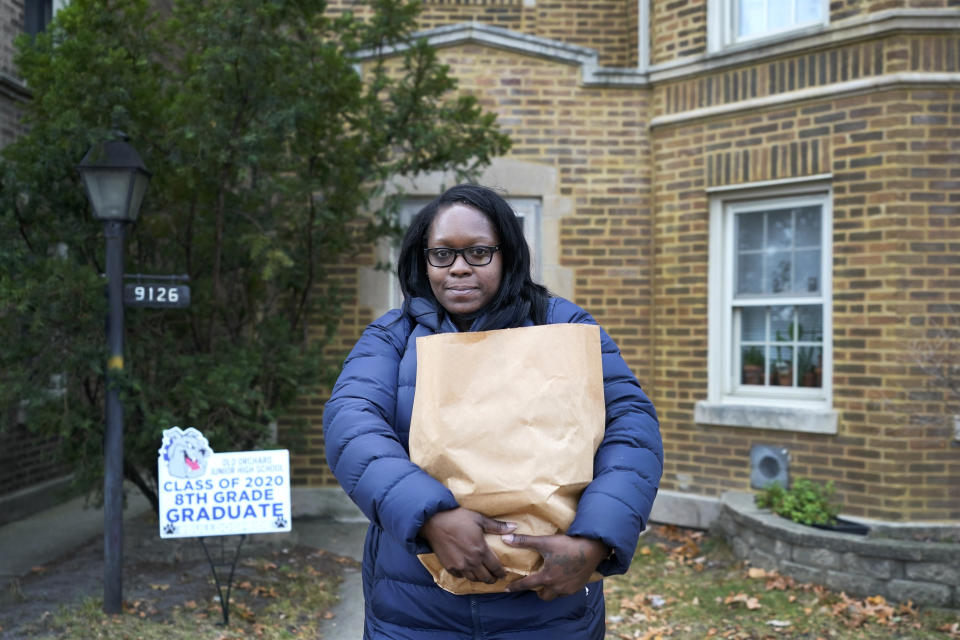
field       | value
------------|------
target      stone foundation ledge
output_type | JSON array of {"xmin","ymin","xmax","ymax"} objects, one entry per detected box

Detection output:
[{"xmin": 713, "ymin": 491, "xmax": 960, "ymax": 609}]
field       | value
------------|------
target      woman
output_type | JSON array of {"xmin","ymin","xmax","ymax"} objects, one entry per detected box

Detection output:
[{"xmin": 323, "ymin": 184, "xmax": 663, "ymax": 639}]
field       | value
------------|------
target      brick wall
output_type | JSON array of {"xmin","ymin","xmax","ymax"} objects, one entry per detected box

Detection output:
[
  {"xmin": 658, "ymin": 35, "xmax": 960, "ymax": 117},
  {"xmin": 834, "ymin": 0, "xmax": 958, "ymax": 22},
  {"xmin": 533, "ymin": 0, "xmax": 633, "ymax": 67},
  {"xmin": 647, "ymin": 9, "xmax": 960, "ymax": 521},
  {"xmin": 649, "ymin": 1, "xmax": 958, "ymax": 68},
  {"xmin": 328, "ymin": 0, "xmax": 637, "ymax": 67},
  {"xmin": 414, "ymin": 0, "xmax": 527, "ymax": 35},
  {"xmin": 286, "ymin": 250, "xmax": 378, "ymax": 489},
  {"xmin": 1, "ymin": 0, "xmax": 27, "ymax": 147},
  {"xmin": 0, "ymin": 0, "xmax": 52, "ymax": 503},
  {"xmin": 650, "ymin": 0, "xmax": 706, "ymax": 65},
  {"xmin": 0, "ymin": 424, "xmax": 70, "ymax": 498},
  {"xmin": 651, "ymin": 87, "xmax": 960, "ymax": 521},
  {"xmin": 0, "ymin": 87, "xmax": 25, "ymax": 148},
  {"xmin": 304, "ymin": 1, "xmax": 960, "ymax": 522},
  {"xmin": 1, "ymin": 0, "xmax": 22, "ymax": 75}
]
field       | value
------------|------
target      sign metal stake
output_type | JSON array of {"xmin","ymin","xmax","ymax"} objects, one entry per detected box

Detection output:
[{"xmin": 197, "ymin": 534, "xmax": 247, "ymax": 626}]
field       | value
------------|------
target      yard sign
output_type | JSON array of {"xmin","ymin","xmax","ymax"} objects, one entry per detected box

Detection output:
[{"xmin": 157, "ymin": 427, "xmax": 292, "ymax": 538}]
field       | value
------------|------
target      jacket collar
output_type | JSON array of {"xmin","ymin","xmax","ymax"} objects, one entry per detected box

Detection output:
[{"xmin": 403, "ymin": 297, "xmax": 480, "ymax": 333}]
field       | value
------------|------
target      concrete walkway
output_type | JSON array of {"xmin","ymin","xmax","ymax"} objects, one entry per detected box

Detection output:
[
  {"xmin": 0, "ymin": 490, "xmax": 151, "ymax": 579},
  {"xmin": 297, "ymin": 518, "xmax": 367, "ymax": 639},
  {"xmin": 0, "ymin": 494, "xmax": 368, "ymax": 638}
]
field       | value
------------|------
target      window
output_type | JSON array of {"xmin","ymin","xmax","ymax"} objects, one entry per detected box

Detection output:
[
  {"xmin": 24, "ymin": 0, "xmax": 67, "ymax": 36},
  {"xmin": 734, "ymin": 205, "xmax": 824, "ymax": 392},
  {"xmin": 709, "ymin": 0, "xmax": 827, "ymax": 50},
  {"xmin": 698, "ymin": 183, "xmax": 835, "ymax": 433},
  {"xmin": 388, "ymin": 197, "xmax": 541, "ymax": 310}
]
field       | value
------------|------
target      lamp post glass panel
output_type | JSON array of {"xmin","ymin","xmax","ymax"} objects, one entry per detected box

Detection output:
[{"xmin": 78, "ymin": 136, "xmax": 151, "ymax": 614}]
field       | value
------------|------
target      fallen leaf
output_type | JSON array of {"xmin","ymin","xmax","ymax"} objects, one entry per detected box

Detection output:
[
  {"xmin": 253, "ymin": 585, "xmax": 279, "ymax": 598},
  {"xmin": 765, "ymin": 574, "xmax": 792, "ymax": 591},
  {"xmin": 323, "ymin": 611, "xmax": 335, "ymax": 619},
  {"xmin": 724, "ymin": 592, "xmax": 762, "ymax": 610},
  {"xmin": 748, "ymin": 567, "xmax": 767, "ymax": 579},
  {"xmin": 149, "ymin": 583, "xmax": 170, "ymax": 591}
]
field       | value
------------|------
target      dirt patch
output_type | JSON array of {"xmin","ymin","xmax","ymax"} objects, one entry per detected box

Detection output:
[{"xmin": 0, "ymin": 512, "xmax": 354, "ymax": 639}]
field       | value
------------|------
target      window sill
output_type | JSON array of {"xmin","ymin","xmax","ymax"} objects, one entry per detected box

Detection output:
[{"xmin": 694, "ymin": 401, "xmax": 837, "ymax": 434}]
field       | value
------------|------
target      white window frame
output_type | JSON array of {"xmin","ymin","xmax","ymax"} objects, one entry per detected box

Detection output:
[
  {"xmin": 707, "ymin": 0, "xmax": 829, "ymax": 52},
  {"xmin": 638, "ymin": 0, "xmax": 650, "ymax": 71},
  {"xmin": 388, "ymin": 197, "xmax": 541, "ymax": 310},
  {"xmin": 697, "ymin": 178, "xmax": 837, "ymax": 433}
]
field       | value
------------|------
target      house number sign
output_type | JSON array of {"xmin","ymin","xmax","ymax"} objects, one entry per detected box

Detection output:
[{"xmin": 123, "ymin": 274, "xmax": 191, "ymax": 309}]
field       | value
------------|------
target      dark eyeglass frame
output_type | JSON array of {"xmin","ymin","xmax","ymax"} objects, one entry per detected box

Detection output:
[{"xmin": 424, "ymin": 245, "xmax": 500, "ymax": 268}]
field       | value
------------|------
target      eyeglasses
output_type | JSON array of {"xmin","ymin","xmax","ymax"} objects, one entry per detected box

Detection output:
[{"xmin": 424, "ymin": 245, "xmax": 500, "ymax": 268}]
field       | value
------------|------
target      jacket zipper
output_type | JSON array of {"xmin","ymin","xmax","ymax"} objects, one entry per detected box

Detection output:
[{"xmin": 470, "ymin": 596, "xmax": 482, "ymax": 639}]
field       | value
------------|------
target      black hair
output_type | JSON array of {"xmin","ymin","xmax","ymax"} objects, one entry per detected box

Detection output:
[{"xmin": 397, "ymin": 184, "xmax": 550, "ymax": 330}]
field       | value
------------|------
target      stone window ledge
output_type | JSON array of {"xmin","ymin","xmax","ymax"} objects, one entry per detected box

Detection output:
[{"xmin": 694, "ymin": 401, "xmax": 837, "ymax": 434}]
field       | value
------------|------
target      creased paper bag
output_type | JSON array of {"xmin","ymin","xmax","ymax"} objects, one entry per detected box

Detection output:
[{"xmin": 409, "ymin": 323, "xmax": 605, "ymax": 595}]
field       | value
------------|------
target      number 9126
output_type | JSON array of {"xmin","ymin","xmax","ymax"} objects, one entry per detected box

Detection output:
[{"xmin": 123, "ymin": 284, "xmax": 190, "ymax": 308}]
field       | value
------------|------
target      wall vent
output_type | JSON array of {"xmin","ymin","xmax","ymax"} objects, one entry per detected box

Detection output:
[{"xmin": 750, "ymin": 444, "xmax": 789, "ymax": 490}]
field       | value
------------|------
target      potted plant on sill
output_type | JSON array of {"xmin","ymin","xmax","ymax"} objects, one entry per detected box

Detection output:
[
  {"xmin": 742, "ymin": 346, "xmax": 764, "ymax": 385},
  {"xmin": 772, "ymin": 328, "xmax": 793, "ymax": 387},
  {"xmin": 797, "ymin": 345, "xmax": 820, "ymax": 388},
  {"xmin": 755, "ymin": 477, "xmax": 869, "ymax": 535}
]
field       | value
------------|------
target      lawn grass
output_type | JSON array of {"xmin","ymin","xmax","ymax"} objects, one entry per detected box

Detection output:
[
  {"xmin": 4, "ymin": 546, "xmax": 349, "ymax": 640},
  {"xmin": 604, "ymin": 525, "xmax": 960, "ymax": 640}
]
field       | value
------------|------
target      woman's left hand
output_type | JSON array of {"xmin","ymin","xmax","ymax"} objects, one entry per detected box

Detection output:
[{"xmin": 501, "ymin": 533, "xmax": 608, "ymax": 601}]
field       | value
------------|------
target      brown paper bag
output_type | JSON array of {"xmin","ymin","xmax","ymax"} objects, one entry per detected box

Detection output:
[{"xmin": 409, "ymin": 323, "xmax": 605, "ymax": 594}]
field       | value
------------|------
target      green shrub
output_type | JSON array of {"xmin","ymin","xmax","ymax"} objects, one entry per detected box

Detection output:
[{"xmin": 755, "ymin": 477, "xmax": 840, "ymax": 526}]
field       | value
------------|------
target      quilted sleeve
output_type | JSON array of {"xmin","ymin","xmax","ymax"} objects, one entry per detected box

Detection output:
[
  {"xmin": 553, "ymin": 300, "xmax": 664, "ymax": 576},
  {"xmin": 322, "ymin": 313, "xmax": 459, "ymax": 554}
]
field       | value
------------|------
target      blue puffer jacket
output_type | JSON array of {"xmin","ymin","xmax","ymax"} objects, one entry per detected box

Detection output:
[{"xmin": 323, "ymin": 296, "xmax": 663, "ymax": 640}]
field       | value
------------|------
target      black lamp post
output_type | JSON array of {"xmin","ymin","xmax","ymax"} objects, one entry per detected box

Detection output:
[{"xmin": 78, "ymin": 134, "xmax": 151, "ymax": 615}]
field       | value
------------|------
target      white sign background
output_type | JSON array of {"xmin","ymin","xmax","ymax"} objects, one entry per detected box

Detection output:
[{"xmin": 158, "ymin": 449, "xmax": 292, "ymax": 538}]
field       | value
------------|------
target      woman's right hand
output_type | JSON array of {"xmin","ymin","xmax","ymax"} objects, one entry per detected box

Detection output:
[{"xmin": 420, "ymin": 508, "xmax": 516, "ymax": 584}]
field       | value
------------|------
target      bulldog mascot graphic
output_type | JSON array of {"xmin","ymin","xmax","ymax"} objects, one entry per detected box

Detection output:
[{"xmin": 160, "ymin": 426, "xmax": 212, "ymax": 478}]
